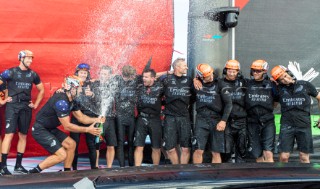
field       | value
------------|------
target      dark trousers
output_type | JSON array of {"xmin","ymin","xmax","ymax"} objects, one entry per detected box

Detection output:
[{"xmin": 116, "ymin": 115, "xmax": 135, "ymax": 167}]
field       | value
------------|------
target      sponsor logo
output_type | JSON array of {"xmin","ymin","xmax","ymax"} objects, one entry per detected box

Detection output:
[{"xmin": 50, "ymin": 140, "xmax": 57, "ymax": 147}]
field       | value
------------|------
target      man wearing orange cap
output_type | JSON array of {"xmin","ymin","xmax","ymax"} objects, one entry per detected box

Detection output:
[
  {"xmin": 271, "ymin": 65, "xmax": 320, "ymax": 163},
  {"xmin": 192, "ymin": 63, "xmax": 232, "ymax": 164},
  {"xmin": 246, "ymin": 60, "xmax": 278, "ymax": 162}
]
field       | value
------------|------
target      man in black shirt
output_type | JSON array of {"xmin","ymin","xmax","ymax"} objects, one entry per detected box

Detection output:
[
  {"xmin": 114, "ymin": 65, "xmax": 138, "ymax": 167},
  {"xmin": 271, "ymin": 65, "xmax": 320, "ymax": 163},
  {"xmin": 222, "ymin": 60, "xmax": 247, "ymax": 163},
  {"xmin": 28, "ymin": 75, "xmax": 102, "ymax": 173},
  {"xmin": 0, "ymin": 50, "xmax": 44, "ymax": 175},
  {"xmin": 134, "ymin": 69, "xmax": 164, "ymax": 166},
  {"xmin": 91, "ymin": 66, "xmax": 118, "ymax": 168},
  {"xmin": 246, "ymin": 60, "xmax": 277, "ymax": 162},
  {"xmin": 161, "ymin": 58, "xmax": 194, "ymax": 164},
  {"xmin": 192, "ymin": 64, "xmax": 232, "ymax": 164}
]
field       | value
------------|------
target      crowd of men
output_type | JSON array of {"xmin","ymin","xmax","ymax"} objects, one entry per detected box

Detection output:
[{"xmin": 0, "ymin": 50, "xmax": 319, "ymax": 175}]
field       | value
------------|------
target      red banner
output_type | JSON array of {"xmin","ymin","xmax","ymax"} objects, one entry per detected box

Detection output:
[{"xmin": 0, "ymin": 0, "xmax": 173, "ymax": 157}]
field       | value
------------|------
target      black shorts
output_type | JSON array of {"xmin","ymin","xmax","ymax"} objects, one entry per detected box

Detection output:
[
  {"xmin": 162, "ymin": 115, "xmax": 191, "ymax": 150},
  {"xmin": 5, "ymin": 102, "xmax": 32, "ymax": 134},
  {"xmin": 278, "ymin": 123, "xmax": 313, "ymax": 154},
  {"xmin": 32, "ymin": 123, "xmax": 68, "ymax": 154},
  {"xmin": 225, "ymin": 118, "xmax": 247, "ymax": 155},
  {"xmin": 247, "ymin": 120, "xmax": 275, "ymax": 158},
  {"xmin": 134, "ymin": 116, "xmax": 162, "ymax": 148},
  {"xmin": 103, "ymin": 118, "xmax": 117, "ymax": 147},
  {"xmin": 193, "ymin": 115, "xmax": 225, "ymax": 153}
]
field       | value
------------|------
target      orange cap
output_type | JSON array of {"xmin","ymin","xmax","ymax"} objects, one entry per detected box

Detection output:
[
  {"xmin": 225, "ymin": 59, "xmax": 240, "ymax": 70},
  {"xmin": 196, "ymin": 63, "xmax": 214, "ymax": 78},
  {"xmin": 251, "ymin": 59, "xmax": 269, "ymax": 70},
  {"xmin": 271, "ymin": 65, "xmax": 287, "ymax": 80}
]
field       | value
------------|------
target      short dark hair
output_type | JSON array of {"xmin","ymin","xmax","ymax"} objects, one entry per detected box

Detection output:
[
  {"xmin": 143, "ymin": 68, "xmax": 156, "ymax": 77},
  {"xmin": 122, "ymin": 65, "xmax": 136, "ymax": 78}
]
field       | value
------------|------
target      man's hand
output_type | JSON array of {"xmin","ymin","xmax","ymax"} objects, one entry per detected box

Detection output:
[
  {"xmin": 0, "ymin": 96, "xmax": 12, "ymax": 106},
  {"xmin": 216, "ymin": 120, "xmax": 226, "ymax": 131},
  {"xmin": 193, "ymin": 78, "xmax": 203, "ymax": 90},
  {"xmin": 28, "ymin": 101, "xmax": 37, "ymax": 109},
  {"xmin": 86, "ymin": 122, "xmax": 101, "ymax": 136},
  {"xmin": 96, "ymin": 116, "xmax": 106, "ymax": 123},
  {"xmin": 85, "ymin": 86, "xmax": 94, "ymax": 97}
]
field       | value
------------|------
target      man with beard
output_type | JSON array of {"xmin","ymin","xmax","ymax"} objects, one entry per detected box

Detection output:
[
  {"xmin": 222, "ymin": 60, "xmax": 247, "ymax": 163},
  {"xmin": 192, "ymin": 64, "xmax": 232, "ymax": 164},
  {"xmin": 134, "ymin": 68, "xmax": 164, "ymax": 166},
  {"xmin": 28, "ymin": 75, "xmax": 102, "ymax": 173},
  {"xmin": 91, "ymin": 65, "xmax": 118, "ymax": 168},
  {"xmin": 0, "ymin": 50, "xmax": 44, "ymax": 175},
  {"xmin": 161, "ymin": 58, "xmax": 194, "ymax": 164},
  {"xmin": 246, "ymin": 60, "xmax": 278, "ymax": 162},
  {"xmin": 271, "ymin": 65, "xmax": 320, "ymax": 163}
]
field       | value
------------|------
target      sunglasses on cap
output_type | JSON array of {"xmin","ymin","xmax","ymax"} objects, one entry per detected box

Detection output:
[{"xmin": 252, "ymin": 69, "xmax": 263, "ymax": 73}]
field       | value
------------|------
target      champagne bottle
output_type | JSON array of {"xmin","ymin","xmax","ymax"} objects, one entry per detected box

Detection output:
[{"xmin": 95, "ymin": 122, "xmax": 104, "ymax": 144}]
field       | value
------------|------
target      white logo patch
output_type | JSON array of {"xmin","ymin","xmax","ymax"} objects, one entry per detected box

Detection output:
[{"xmin": 50, "ymin": 140, "xmax": 57, "ymax": 147}]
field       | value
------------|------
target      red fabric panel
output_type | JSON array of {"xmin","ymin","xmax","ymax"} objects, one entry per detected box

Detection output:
[{"xmin": 0, "ymin": 0, "xmax": 173, "ymax": 157}]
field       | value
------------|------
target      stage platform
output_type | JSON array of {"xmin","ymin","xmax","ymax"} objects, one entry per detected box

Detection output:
[{"xmin": 1, "ymin": 156, "xmax": 320, "ymax": 189}]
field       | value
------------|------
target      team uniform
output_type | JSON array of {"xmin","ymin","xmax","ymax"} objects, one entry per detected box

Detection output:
[
  {"xmin": 32, "ymin": 92, "xmax": 78, "ymax": 154},
  {"xmin": 161, "ymin": 74, "xmax": 194, "ymax": 151},
  {"xmin": 1, "ymin": 67, "xmax": 41, "ymax": 134},
  {"xmin": 193, "ymin": 78, "xmax": 232, "ymax": 153},
  {"xmin": 277, "ymin": 80, "xmax": 318, "ymax": 154},
  {"xmin": 70, "ymin": 81, "xmax": 98, "ymax": 170},
  {"xmin": 134, "ymin": 80, "xmax": 164, "ymax": 149},
  {"xmin": 246, "ymin": 79, "xmax": 278, "ymax": 158},
  {"xmin": 114, "ymin": 75, "xmax": 138, "ymax": 167},
  {"xmin": 92, "ymin": 79, "xmax": 118, "ymax": 151},
  {"xmin": 222, "ymin": 77, "xmax": 247, "ymax": 162}
]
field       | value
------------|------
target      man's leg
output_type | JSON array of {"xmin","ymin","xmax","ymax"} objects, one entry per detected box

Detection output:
[
  {"xmin": 134, "ymin": 146, "xmax": 144, "ymax": 166},
  {"xmin": 263, "ymin": 150, "xmax": 274, "ymax": 162},
  {"xmin": 180, "ymin": 147, "xmax": 190, "ymax": 164},
  {"xmin": 106, "ymin": 146, "xmax": 115, "ymax": 168},
  {"xmin": 212, "ymin": 152, "xmax": 222, "ymax": 163},
  {"xmin": 167, "ymin": 147, "xmax": 179, "ymax": 164},
  {"xmin": 151, "ymin": 148, "xmax": 161, "ymax": 165},
  {"xmin": 61, "ymin": 137, "xmax": 76, "ymax": 170},
  {"xmin": 36, "ymin": 148, "xmax": 68, "ymax": 172},
  {"xmin": 193, "ymin": 149, "xmax": 204, "ymax": 164},
  {"xmin": 279, "ymin": 152, "xmax": 290, "ymax": 162},
  {"xmin": 299, "ymin": 152, "xmax": 310, "ymax": 163}
]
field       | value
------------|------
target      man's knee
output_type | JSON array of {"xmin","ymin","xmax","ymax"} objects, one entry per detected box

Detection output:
[
  {"xmin": 55, "ymin": 149, "xmax": 67, "ymax": 162},
  {"xmin": 299, "ymin": 152, "xmax": 310, "ymax": 163},
  {"xmin": 280, "ymin": 152, "xmax": 290, "ymax": 162}
]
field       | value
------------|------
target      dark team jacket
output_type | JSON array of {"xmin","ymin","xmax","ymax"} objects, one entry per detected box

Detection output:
[
  {"xmin": 245, "ymin": 79, "xmax": 278, "ymax": 119},
  {"xmin": 136, "ymin": 80, "xmax": 164, "ymax": 116},
  {"xmin": 194, "ymin": 78, "xmax": 233, "ymax": 122},
  {"xmin": 222, "ymin": 77, "xmax": 247, "ymax": 119},
  {"xmin": 91, "ymin": 77, "xmax": 118, "ymax": 117},
  {"xmin": 161, "ymin": 74, "xmax": 194, "ymax": 117},
  {"xmin": 73, "ymin": 80, "xmax": 99, "ymax": 117},
  {"xmin": 114, "ymin": 75, "xmax": 140, "ymax": 117},
  {"xmin": 0, "ymin": 67, "xmax": 41, "ymax": 102},
  {"xmin": 35, "ymin": 92, "xmax": 79, "ymax": 129},
  {"xmin": 278, "ymin": 80, "xmax": 318, "ymax": 126}
]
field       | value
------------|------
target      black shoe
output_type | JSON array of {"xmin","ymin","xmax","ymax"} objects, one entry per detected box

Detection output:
[
  {"xmin": 14, "ymin": 165, "xmax": 28, "ymax": 174},
  {"xmin": 0, "ymin": 166, "xmax": 12, "ymax": 175}
]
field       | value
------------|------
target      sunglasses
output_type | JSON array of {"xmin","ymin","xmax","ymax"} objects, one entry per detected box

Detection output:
[{"xmin": 252, "ymin": 69, "xmax": 263, "ymax": 73}]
